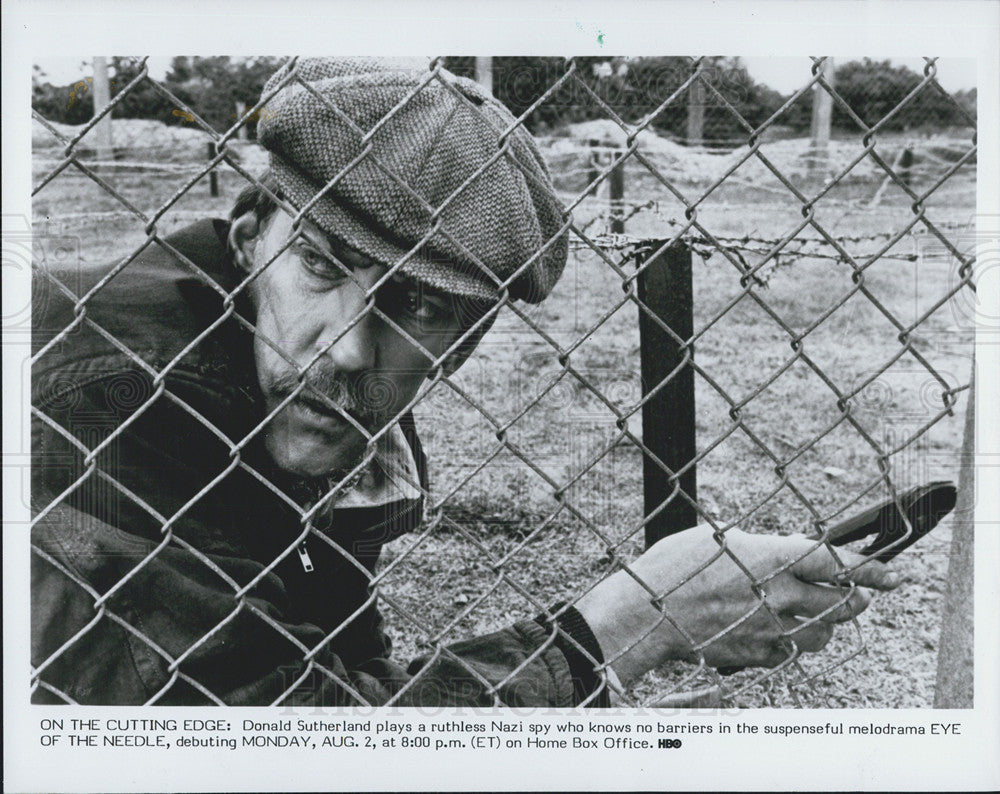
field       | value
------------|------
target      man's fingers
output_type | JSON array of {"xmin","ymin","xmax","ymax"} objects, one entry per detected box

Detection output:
[
  {"xmin": 785, "ymin": 582, "xmax": 873, "ymax": 623},
  {"xmin": 782, "ymin": 615, "xmax": 835, "ymax": 653},
  {"xmin": 790, "ymin": 541, "xmax": 901, "ymax": 592},
  {"xmin": 820, "ymin": 585, "xmax": 872, "ymax": 623},
  {"xmin": 840, "ymin": 554, "xmax": 901, "ymax": 592}
]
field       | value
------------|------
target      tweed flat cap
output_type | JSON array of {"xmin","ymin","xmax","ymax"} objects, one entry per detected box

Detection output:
[{"xmin": 256, "ymin": 57, "xmax": 569, "ymax": 304}]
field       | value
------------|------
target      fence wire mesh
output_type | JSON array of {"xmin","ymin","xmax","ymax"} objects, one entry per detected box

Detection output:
[{"xmin": 28, "ymin": 56, "xmax": 976, "ymax": 708}]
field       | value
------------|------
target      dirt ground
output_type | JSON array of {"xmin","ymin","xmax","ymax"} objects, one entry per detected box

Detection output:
[{"xmin": 31, "ymin": 116, "xmax": 976, "ymax": 707}]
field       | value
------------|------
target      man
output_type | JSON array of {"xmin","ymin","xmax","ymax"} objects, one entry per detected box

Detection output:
[{"xmin": 30, "ymin": 58, "xmax": 898, "ymax": 707}]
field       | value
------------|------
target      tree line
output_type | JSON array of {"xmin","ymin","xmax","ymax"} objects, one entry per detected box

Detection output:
[{"xmin": 33, "ymin": 56, "xmax": 976, "ymax": 144}]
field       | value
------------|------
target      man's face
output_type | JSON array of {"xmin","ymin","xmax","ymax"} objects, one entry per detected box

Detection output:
[{"xmin": 241, "ymin": 210, "xmax": 466, "ymax": 478}]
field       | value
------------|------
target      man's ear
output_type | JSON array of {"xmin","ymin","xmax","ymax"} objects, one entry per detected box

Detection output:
[{"xmin": 228, "ymin": 213, "xmax": 260, "ymax": 273}]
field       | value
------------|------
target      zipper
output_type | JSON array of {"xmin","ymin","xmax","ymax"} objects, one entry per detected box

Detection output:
[
  {"xmin": 292, "ymin": 479, "xmax": 326, "ymax": 575},
  {"xmin": 292, "ymin": 478, "xmax": 424, "ymax": 573},
  {"xmin": 297, "ymin": 541, "xmax": 315, "ymax": 573}
]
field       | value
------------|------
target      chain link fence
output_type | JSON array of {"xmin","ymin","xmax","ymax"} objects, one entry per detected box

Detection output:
[{"xmin": 29, "ymin": 56, "xmax": 976, "ymax": 708}]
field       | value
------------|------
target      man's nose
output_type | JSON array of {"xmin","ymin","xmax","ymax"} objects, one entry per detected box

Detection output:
[{"xmin": 320, "ymin": 287, "xmax": 378, "ymax": 373}]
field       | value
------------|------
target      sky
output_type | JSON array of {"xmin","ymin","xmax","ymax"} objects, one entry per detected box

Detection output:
[{"xmin": 33, "ymin": 55, "xmax": 977, "ymax": 94}]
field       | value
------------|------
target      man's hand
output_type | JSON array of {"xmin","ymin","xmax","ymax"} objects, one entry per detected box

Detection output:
[{"xmin": 575, "ymin": 524, "xmax": 901, "ymax": 687}]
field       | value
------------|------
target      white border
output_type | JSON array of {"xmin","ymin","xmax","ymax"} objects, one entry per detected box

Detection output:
[{"xmin": 4, "ymin": 1, "xmax": 999, "ymax": 791}]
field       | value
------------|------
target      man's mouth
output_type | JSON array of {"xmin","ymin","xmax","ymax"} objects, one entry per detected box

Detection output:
[
  {"xmin": 293, "ymin": 391, "xmax": 374, "ymax": 431},
  {"xmin": 295, "ymin": 391, "xmax": 347, "ymax": 419}
]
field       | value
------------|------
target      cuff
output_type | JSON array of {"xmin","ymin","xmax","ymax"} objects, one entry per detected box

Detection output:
[{"xmin": 533, "ymin": 603, "xmax": 611, "ymax": 707}]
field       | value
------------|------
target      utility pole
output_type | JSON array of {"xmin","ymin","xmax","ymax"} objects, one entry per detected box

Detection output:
[{"xmin": 92, "ymin": 57, "xmax": 114, "ymax": 160}]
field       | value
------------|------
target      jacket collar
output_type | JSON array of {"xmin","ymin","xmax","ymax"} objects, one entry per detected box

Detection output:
[{"xmin": 314, "ymin": 422, "xmax": 423, "ymax": 511}]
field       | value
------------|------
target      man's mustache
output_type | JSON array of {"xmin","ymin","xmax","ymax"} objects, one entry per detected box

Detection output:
[{"xmin": 270, "ymin": 367, "xmax": 399, "ymax": 427}]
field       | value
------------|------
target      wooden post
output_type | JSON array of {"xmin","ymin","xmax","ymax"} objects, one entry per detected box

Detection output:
[
  {"xmin": 609, "ymin": 146, "xmax": 625, "ymax": 234},
  {"xmin": 638, "ymin": 243, "xmax": 698, "ymax": 547},
  {"xmin": 475, "ymin": 56, "xmax": 493, "ymax": 95},
  {"xmin": 686, "ymin": 77, "xmax": 705, "ymax": 147},
  {"xmin": 91, "ymin": 57, "xmax": 114, "ymax": 160},
  {"xmin": 587, "ymin": 138, "xmax": 600, "ymax": 197},
  {"xmin": 934, "ymin": 369, "xmax": 974, "ymax": 707},
  {"xmin": 235, "ymin": 101, "xmax": 248, "ymax": 140},
  {"xmin": 899, "ymin": 147, "xmax": 914, "ymax": 187},
  {"xmin": 207, "ymin": 142, "xmax": 219, "ymax": 197},
  {"xmin": 868, "ymin": 146, "xmax": 909, "ymax": 208},
  {"xmin": 810, "ymin": 57, "xmax": 834, "ymax": 175}
]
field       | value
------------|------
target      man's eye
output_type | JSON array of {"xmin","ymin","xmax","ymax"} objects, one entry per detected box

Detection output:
[
  {"xmin": 404, "ymin": 288, "xmax": 448, "ymax": 322},
  {"xmin": 298, "ymin": 245, "xmax": 347, "ymax": 280}
]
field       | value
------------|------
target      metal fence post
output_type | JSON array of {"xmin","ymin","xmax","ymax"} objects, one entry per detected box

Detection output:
[
  {"xmin": 638, "ymin": 242, "xmax": 697, "ymax": 547},
  {"xmin": 207, "ymin": 142, "xmax": 219, "ymax": 197},
  {"xmin": 609, "ymin": 147, "xmax": 625, "ymax": 234}
]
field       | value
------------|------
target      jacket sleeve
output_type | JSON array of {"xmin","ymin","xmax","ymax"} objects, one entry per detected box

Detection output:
[{"xmin": 31, "ymin": 500, "xmax": 594, "ymax": 707}]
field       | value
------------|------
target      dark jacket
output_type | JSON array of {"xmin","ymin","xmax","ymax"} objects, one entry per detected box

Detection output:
[{"xmin": 30, "ymin": 219, "xmax": 605, "ymax": 707}]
